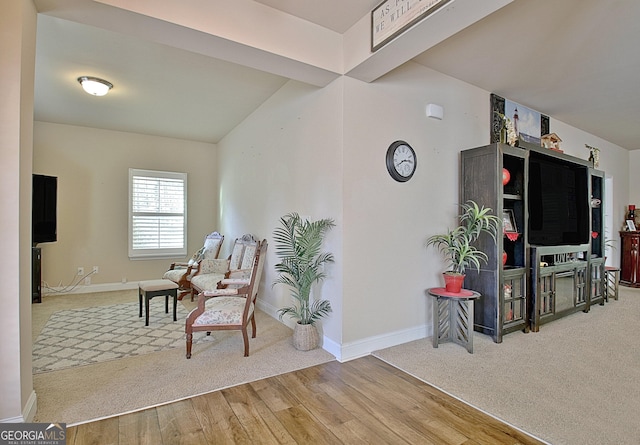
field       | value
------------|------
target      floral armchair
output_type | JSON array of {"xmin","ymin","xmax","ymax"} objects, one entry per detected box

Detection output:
[
  {"xmin": 163, "ymin": 231, "xmax": 224, "ymax": 300},
  {"xmin": 190, "ymin": 234, "xmax": 258, "ymax": 295},
  {"xmin": 185, "ymin": 239, "xmax": 267, "ymax": 358}
]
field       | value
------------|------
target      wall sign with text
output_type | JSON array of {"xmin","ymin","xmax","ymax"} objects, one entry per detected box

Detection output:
[{"xmin": 371, "ymin": 0, "xmax": 452, "ymax": 52}]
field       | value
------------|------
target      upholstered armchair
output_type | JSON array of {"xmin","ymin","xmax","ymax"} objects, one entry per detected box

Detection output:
[
  {"xmin": 190, "ymin": 234, "xmax": 258, "ymax": 295},
  {"xmin": 163, "ymin": 231, "xmax": 224, "ymax": 300},
  {"xmin": 185, "ymin": 239, "xmax": 267, "ymax": 358}
]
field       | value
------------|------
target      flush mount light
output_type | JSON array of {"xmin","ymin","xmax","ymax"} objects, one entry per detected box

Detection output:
[{"xmin": 77, "ymin": 76, "xmax": 113, "ymax": 96}]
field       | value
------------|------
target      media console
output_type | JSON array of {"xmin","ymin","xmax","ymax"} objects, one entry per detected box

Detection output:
[{"xmin": 461, "ymin": 142, "xmax": 604, "ymax": 342}]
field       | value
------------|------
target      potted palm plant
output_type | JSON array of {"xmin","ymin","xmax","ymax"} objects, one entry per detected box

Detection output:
[
  {"xmin": 273, "ymin": 212, "xmax": 335, "ymax": 350},
  {"xmin": 426, "ymin": 200, "xmax": 500, "ymax": 292}
]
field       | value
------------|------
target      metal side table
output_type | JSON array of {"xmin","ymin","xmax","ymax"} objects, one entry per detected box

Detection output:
[{"xmin": 427, "ymin": 287, "xmax": 481, "ymax": 353}]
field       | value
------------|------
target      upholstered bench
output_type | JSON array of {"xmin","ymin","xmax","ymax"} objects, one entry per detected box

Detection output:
[{"xmin": 138, "ymin": 279, "xmax": 179, "ymax": 326}]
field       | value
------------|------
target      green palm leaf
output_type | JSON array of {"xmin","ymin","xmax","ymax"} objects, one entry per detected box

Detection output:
[{"xmin": 273, "ymin": 213, "xmax": 335, "ymax": 325}]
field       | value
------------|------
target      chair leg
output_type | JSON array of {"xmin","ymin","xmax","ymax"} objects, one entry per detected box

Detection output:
[
  {"xmin": 172, "ymin": 290, "xmax": 177, "ymax": 321},
  {"xmin": 251, "ymin": 315, "xmax": 257, "ymax": 338},
  {"xmin": 186, "ymin": 333, "xmax": 193, "ymax": 359},
  {"xmin": 242, "ymin": 328, "xmax": 249, "ymax": 357},
  {"xmin": 145, "ymin": 295, "xmax": 150, "ymax": 326}
]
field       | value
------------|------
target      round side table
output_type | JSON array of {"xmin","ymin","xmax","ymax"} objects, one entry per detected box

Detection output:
[{"xmin": 427, "ymin": 287, "xmax": 481, "ymax": 353}]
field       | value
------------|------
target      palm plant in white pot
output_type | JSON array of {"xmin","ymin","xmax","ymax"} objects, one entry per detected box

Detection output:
[{"xmin": 273, "ymin": 212, "xmax": 335, "ymax": 350}]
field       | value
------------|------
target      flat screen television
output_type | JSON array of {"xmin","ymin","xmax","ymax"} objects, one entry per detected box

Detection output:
[
  {"xmin": 528, "ymin": 152, "xmax": 589, "ymax": 246},
  {"xmin": 32, "ymin": 174, "xmax": 57, "ymax": 244}
]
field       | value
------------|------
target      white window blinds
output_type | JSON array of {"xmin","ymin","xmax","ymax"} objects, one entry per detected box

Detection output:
[{"xmin": 129, "ymin": 168, "xmax": 187, "ymax": 259}]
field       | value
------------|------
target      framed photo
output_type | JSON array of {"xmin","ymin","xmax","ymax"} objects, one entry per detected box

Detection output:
[
  {"xmin": 371, "ymin": 0, "xmax": 452, "ymax": 52},
  {"xmin": 503, "ymin": 209, "xmax": 517, "ymax": 233},
  {"xmin": 490, "ymin": 93, "xmax": 550, "ymax": 146},
  {"xmin": 626, "ymin": 220, "xmax": 636, "ymax": 231}
]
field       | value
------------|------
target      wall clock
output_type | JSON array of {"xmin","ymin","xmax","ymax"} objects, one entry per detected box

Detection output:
[{"xmin": 386, "ymin": 140, "xmax": 416, "ymax": 182}]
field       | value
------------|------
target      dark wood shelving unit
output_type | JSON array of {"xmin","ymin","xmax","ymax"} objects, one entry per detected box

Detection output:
[{"xmin": 461, "ymin": 142, "xmax": 605, "ymax": 342}]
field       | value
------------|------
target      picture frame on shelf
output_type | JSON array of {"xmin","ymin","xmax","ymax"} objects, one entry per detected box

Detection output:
[
  {"xmin": 490, "ymin": 93, "xmax": 550, "ymax": 146},
  {"xmin": 626, "ymin": 220, "xmax": 636, "ymax": 231},
  {"xmin": 503, "ymin": 209, "xmax": 518, "ymax": 233}
]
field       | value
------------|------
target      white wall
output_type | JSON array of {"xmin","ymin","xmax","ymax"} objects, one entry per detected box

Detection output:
[
  {"xmin": 216, "ymin": 79, "xmax": 344, "ymax": 349},
  {"xmin": 629, "ymin": 150, "xmax": 640, "ymax": 206},
  {"xmin": 33, "ymin": 122, "xmax": 218, "ymax": 290},
  {"xmin": 1, "ymin": 0, "xmax": 37, "ymax": 423},
  {"xmin": 341, "ymin": 63, "xmax": 491, "ymax": 357}
]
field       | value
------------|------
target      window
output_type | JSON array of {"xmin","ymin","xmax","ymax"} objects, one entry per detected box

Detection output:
[{"xmin": 129, "ymin": 168, "xmax": 187, "ymax": 259}]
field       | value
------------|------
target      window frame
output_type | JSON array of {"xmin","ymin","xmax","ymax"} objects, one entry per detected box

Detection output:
[{"xmin": 128, "ymin": 168, "xmax": 187, "ymax": 260}]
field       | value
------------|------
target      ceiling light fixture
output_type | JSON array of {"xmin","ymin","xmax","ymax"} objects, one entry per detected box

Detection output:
[{"xmin": 77, "ymin": 76, "xmax": 113, "ymax": 96}]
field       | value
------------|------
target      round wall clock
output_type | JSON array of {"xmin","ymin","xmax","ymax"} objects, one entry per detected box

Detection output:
[{"xmin": 386, "ymin": 140, "xmax": 417, "ymax": 182}]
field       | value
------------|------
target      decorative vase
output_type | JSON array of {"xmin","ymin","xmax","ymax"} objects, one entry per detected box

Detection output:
[
  {"xmin": 293, "ymin": 323, "xmax": 320, "ymax": 351},
  {"xmin": 443, "ymin": 273, "xmax": 464, "ymax": 293},
  {"xmin": 502, "ymin": 168, "xmax": 510, "ymax": 186}
]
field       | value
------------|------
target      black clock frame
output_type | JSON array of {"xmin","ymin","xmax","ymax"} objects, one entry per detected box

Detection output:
[{"xmin": 386, "ymin": 140, "xmax": 416, "ymax": 182}]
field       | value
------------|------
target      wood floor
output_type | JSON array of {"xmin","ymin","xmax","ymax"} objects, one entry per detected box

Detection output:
[{"xmin": 66, "ymin": 355, "xmax": 544, "ymax": 445}]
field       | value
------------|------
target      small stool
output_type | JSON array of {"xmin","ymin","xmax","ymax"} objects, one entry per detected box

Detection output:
[
  {"xmin": 138, "ymin": 279, "xmax": 179, "ymax": 326},
  {"xmin": 605, "ymin": 266, "xmax": 620, "ymax": 302}
]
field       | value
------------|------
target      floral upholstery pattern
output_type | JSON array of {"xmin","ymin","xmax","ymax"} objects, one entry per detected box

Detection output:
[
  {"xmin": 199, "ymin": 258, "xmax": 230, "ymax": 274},
  {"xmin": 162, "ymin": 232, "xmax": 223, "ymax": 301},
  {"xmin": 229, "ymin": 242, "xmax": 246, "ymax": 270},
  {"xmin": 192, "ymin": 296, "xmax": 253, "ymax": 326},
  {"xmin": 240, "ymin": 244, "xmax": 257, "ymax": 269},
  {"xmin": 185, "ymin": 239, "xmax": 267, "ymax": 358},
  {"xmin": 190, "ymin": 234, "xmax": 258, "ymax": 294},
  {"xmin": 227, "ymin": 268, "xmax": 251, "ymax": 280},
  {"xmin": 163, "ymin": 268, "xmax": 186, "ymax": 282},
  {"xmin": 203, "ymin": 288, "xmax": 241, "ymax": 297},
  {"xmin": 191, "ymin": 272, "xmax": 226, "ymax": 291},
  {"xmin": 203, "ymin": 235, "xmax": 223, "ymax": 260}
]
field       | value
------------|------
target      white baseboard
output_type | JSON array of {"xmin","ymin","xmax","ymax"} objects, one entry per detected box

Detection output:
[
  {"xmin": 0, "ymin": 391, "xmax": 37, "ymax": 423},
  {"xmin": 43, "ymin": 281, "xmax": 139, "ymax": 296},
  {"xmin": 336, "ymin": 324, "xmax": 430, "ymax": 362},
  {"xmin": 255, "ymin": 299, "xmax": 431, "ymax": 363},
  {"xmin": 23, "ymin": 390, "xmax": 37, "ymax": 422}
]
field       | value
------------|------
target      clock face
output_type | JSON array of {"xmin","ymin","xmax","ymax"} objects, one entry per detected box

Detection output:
[{"xmin": 386, "ymin": 141, "xmax": 416, "ymax": 182}]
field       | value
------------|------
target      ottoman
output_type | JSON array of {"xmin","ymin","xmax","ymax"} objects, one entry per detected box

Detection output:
[{"xmin": 138, "ymin": 279, "xmax": 179, "ymax": 326}]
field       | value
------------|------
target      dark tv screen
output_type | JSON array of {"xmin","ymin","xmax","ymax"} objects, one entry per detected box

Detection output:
[
  {"xmin": 528, "ymin": 153, "xmax": 589, "ymax": 246},
  {"xmin": 32, "ymin": 174, "xmax": 57, "ymax": 244}
]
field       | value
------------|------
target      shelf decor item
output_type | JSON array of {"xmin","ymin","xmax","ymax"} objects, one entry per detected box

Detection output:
[
  {"xmin": 586, "ymin": 144, "xmax": 600, "ymax": 168},
  {"xmin": 426, "ymin": 201, "xmax": 500, "ymax": 293},
  {"xmin": 490, "ymin": 93, "xmax": 549, "ymax": 146},
  {"xmin": 273, "ymin": 212, "xmax": 335, "ymax": 351},
  {"xmin": 502, "ymin": 168, "xmax": 511, "ymax": 185}
]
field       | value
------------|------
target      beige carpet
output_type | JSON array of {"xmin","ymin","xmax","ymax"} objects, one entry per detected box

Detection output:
[
  {"xmin": 32, "ymin": 291, "xmax": 335, "ymax": 425},
  {"xmin": 374, "ymin": 286, "xmax": 640, "ymax": 445}
]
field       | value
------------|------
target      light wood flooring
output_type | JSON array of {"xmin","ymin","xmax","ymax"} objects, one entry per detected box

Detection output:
[{"xmin": 66, "ymin": 355, "xmax": 543, "ymax": 445}]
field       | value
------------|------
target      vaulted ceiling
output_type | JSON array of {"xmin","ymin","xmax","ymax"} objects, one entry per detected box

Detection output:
[{"xmin": 33, "ymin": 0, "xmax": 640, "ymax": 149}]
